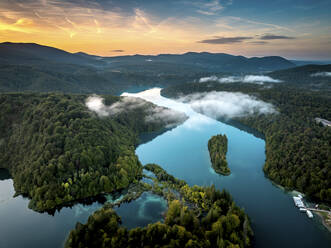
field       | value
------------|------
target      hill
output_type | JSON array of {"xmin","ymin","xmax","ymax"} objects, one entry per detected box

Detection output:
[
  {"xmin": 0, "ymin": 93, "xmax": 186, "ymax": 212},
  {"xmin": 268, "ymin": 64, "xmax": 331, "ymax": 91},
  {"xmin": 0, "ymin": 42, "xmax": 104, "ymax": 67},
  {"xmin": 103, "ymin": 52, "xmax": 295, "ymax": 73}
]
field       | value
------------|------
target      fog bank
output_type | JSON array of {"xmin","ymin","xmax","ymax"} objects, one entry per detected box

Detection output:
[
  {"xmin": 179, "ymin": 91, "xmax": 276, "ymax": 119},
  {"xmin": 86, "ymin": 94, "xmax": 187, "ymax": 127},
  {"xmin": 311, "ymin": 72, "xmax": 331, "ymax": 77},
  {"xmin": 199, "ymin": 75, "xmax": 281, "ymax": 84}
]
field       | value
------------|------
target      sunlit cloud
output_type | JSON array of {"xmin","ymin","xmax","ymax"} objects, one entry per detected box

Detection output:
[
  {"xmin": 260, "ymin": 34, "xmax": 295, "ymax": 40},
  {"xmin": 198, "ymin": 36, "xmax": 252, "ymax": 44},
  {"xmin": 0, "ymin": 0, "xmax": 329, "ymax": 59}
]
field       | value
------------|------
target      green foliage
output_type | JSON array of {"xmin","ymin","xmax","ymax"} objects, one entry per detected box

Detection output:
[
  {"xmin": 208, "ymin": 134, "xmax": 230, "ymax": 175},
  {"xmin": 162, "ymin": 82, "xmax": 331, "ymax": 203},
  {"xmin": 66, "ymin": 164, "xmax": 253, "ymax": 248},
  {"xmin": 268, "ymin": 64, "xmax": 331, "ymax": 91},
  {"xmin": 0, "ymin": 93, "xmax": 172, "ymax": 211}
]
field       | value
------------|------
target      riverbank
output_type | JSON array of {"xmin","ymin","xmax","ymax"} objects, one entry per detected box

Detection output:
[{"xmin": 314, "ymin": 211, "xmax": 331, "ymax": 232}]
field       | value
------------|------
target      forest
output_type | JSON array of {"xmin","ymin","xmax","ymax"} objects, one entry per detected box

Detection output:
[
  {"xmin": 162, "ymin": 82, "xmax": 331, "ymax": 204},
  {"xmin": 208, "ymin": 135, "xmax": 230, "ymax": 175},
  {"xmin": 65, "ymin": 164, "xmax": 253, "ymax": 248},
  {"xmin": 0, "ymin": 93, "xmax": 183, "ymax": 212}
]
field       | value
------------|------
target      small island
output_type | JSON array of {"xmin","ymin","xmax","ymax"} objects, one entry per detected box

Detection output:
[{"xmin": 208, "ymin": 134, "xmax": 230, "ymax": 176}]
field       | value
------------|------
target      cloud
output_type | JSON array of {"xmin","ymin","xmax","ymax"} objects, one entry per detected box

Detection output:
[
  {"xmin": 204, "ymin": 0, "xmax": 224, "ymax": 11},
  {"xmin": 198, "ymin": 36, "xmax": 252, "ymax": 44},
  {"xmin": 196, "ymin": 0, "xmax": 225, "ymax": 15},
  {"xmin": 249, "ymin": 41, "xmax": 268, "ymax": 45},
  {"xmin": 260, "ymin": 34, "xmax": 295, "ymax": 40},
  {"xmin": 199, "ymin": 75, "xmax": 281, "ymax": 84},
  {"xmin": 311, "ymin": 72, "xmax": 331, "ymax": 77},
  {"xmin": 196, "ymin": 10, "xmax": 215, "ymax": 16},
  {"xmin": 85, "ymin": 95, "xmax": 187, "ymax": 127},
  {"xmin": 178, "ymin": 91, "xmax": 277, "ymax": 119},
  {"xmin": 111, "ymin": 49, "xmax": 125, "ymax": 52}
]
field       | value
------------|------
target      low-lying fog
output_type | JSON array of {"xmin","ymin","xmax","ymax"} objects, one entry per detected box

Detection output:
[
  {"xmin": 199, "ymin": 75, "xmax": 281, "ymax": 85},
  {"xmin": 116, "ymin": 88, "xmax": 276, "ymax": 129},
  {"xmin": 85, "ymin": 94, "xmax": 187, "ymax": 127}
]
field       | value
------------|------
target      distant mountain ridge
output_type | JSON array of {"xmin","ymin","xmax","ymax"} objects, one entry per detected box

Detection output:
[
  {"xmin": 101, "ymin": 51, "xmax": 295, "ymax": 72},
  {"xmin": 0, "ymin": 42, "xmax": 104, "ymax": 66},
  {"xmin": 0, "ymin": 42, "xmax": 305, "ymax": 94},
  {"xmin": 0, "ymin": 42, "xmax": 295, "ymax": 72}
]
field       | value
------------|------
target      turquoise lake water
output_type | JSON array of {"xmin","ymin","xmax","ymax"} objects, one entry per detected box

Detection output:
[{"xmin": 0, "ymin": 88, "xmax": 330, "ymax": 247}]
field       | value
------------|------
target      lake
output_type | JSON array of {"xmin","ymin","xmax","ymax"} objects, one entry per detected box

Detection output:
[{"xmin": 0, "ymin": 88, "xmax": 330, "ymax": 248}]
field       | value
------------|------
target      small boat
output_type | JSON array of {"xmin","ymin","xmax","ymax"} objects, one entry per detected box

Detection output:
[{"xmin": 306, "ymin": 210, "xmax": 313, "ymax": 218}]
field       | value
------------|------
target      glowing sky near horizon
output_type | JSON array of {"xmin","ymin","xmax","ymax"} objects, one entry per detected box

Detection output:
[{"xmin": 0, "ymin": 0, "xmax": 330, "ymax": 60}]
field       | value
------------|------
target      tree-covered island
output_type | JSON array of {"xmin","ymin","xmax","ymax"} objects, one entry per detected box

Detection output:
[{"xmin": 208, "ymin": 134, "xmax": 230, "ymax": 176}]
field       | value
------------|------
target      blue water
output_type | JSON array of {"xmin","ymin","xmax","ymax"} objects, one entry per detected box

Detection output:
[
  {"xmin": 0, "ymin": 175, "xmax": 104, "ymax": 248},
  {"xmin": 127, "ymin": 88, "xmax": 331, "ymax": 248},
  {"xmin": 115, "ymin": 192, "xmax": 167, "ymax": 229},
  {"xmin": 0, "ymin": 88, "xmax": 330, "ymax": 248}
]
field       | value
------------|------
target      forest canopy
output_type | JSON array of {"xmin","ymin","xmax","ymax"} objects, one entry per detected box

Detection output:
[
  {"xmin": 208, "ymin": 134, "xmax": 230, "ymax": 175},
  {"xmin": 0, "ymin": 93, "xmax": 186, "ymax": 211},
  {"xmin": 66, "ymin": 164, "xmax": 253, "ymax": 248}
]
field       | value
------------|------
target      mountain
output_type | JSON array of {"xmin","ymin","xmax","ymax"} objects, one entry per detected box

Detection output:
[
  {"xmin": 0, "ymin": 42, "xmax": 104, "ymax": 66},
  {"xmin": 0, "ymin": 42, "xmax": 297, "ymax": 94},
  {"xmin": 103, "ymin": 51, "xmax": 295, "ymax": 72},
  {"xmin": 0, "ymin": 42, "xmax": 295, "ymax": 72}
]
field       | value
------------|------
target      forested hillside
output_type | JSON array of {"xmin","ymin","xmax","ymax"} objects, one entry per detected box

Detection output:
[
  {"xmin": 0, "ymin": 64, "xmax": 204, "ymax": 95},
  {"xmin": 66, "ymin": 164, "xmax": 253, "ymax": 248},
  {"xmin": 0, "ymin": 93, "xmax": 185, "ymax": 211},
  {"xmin": 268, "ymin": 64, "xmax": 331, "ymax": 91},
  {"xmin": 162, "ymin": 83, "xmax": 331, "ymax": 203}
]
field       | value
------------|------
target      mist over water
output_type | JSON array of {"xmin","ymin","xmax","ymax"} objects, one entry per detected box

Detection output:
[
  {"xmin": 0, "ymin": 88, "xmax": 330, "ymax": 248},
  {"xmin": 86, "ymin": 93, "xmax": 186, "ymax": 127},
  {"xmin": 199, "ymin": 75, "xmax": 282, "ymax": 84},
  {"xmin": 126, "ymin": 88, "xmax": 331, "ymax": 248},
  {"xmin": 122, "ymin": 88, "xmax": 276, "ymax": 120}
]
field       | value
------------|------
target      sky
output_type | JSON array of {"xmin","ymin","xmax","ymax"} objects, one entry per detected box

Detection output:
[{"xmin": 0, "ymin": 0, "xmax": 330, "ymax": 60}]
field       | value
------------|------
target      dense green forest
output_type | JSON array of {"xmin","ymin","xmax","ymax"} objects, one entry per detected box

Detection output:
[
  {"xmin": 0, "ymin": 64, "xmax": 207, "ymax": 95},
  {"xmin": 0, "ymin": 93, "xmax": 184, "ymax": 211},
  {"xmin": 268, "ymin": 64, "xmax": 331, "ymax": 91},
  {"xmin": 208, "ymin": 135, "xmax": 230, "ymax": 175},
  {"xmin": 162, "ymin": 83, "xmax": 331, "ymax": 203},
  {"xmin": 66, "ymin": 164, "xmax": 253, "ymax": 248}
]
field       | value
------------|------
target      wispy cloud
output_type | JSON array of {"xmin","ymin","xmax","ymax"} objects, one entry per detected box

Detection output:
[
  {"xmin": 111, "ymin": 49, "xmax": 125, "ymax": 52},
  {"xmin": 260, "ymin": 34, "xmax": 295, "ymax": 40},
  {"xmin": 196, "ymin": 0, "xmax": 226, "ymax": 15},
  {"xmin": 249, "ymin": 41, "xmax": 268, "ymax": 45},
  {"xmin": 198, "ymin": 36, "xmax": 252, "ymax": 44},
  {"xmin": 223, "ymin": 16, "xmax": 294, "ymax": 32}
]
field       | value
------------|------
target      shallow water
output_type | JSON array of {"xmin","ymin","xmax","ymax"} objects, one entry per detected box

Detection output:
[{"xmin": 114, "ymin": 192, "xmax": 167, "ymax": 229}]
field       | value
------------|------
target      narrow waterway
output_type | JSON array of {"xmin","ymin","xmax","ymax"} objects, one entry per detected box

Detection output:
[
  {"xmin": 0, "ymin": 88, "xmax": 330, "ymax": 248},
  {"xmin": 124, "ymin": 88, "xmax": 331, "ymax": 248}
]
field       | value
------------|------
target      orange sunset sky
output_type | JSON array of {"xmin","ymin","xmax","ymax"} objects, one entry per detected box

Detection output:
[{"xmin": 0, "ymin": 0, "xmax": 330, "ymax": 60}]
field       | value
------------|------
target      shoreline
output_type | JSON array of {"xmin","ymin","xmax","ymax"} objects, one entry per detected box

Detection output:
[{"xmin": 313, "ymin": 211, "xmax": 331, "ymax": 233}]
